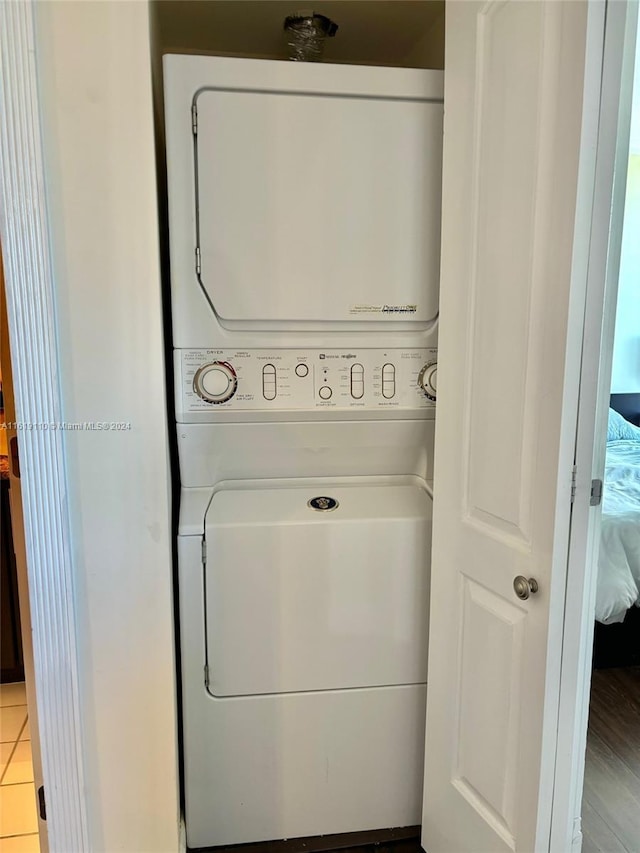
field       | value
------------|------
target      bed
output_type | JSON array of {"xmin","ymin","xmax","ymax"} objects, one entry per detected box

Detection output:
[{"xmin": 592, "ymin": 397, "xmax": 640, "ymax": 668}]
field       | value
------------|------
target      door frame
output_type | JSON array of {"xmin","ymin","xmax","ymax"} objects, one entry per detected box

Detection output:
[
  {"xmin": 551, "ymin": 2, "xmax": 639, "ymax": 851},
  {"xmin": 1, "ymin": 254, "xmax": 49, "ymax": 851},
  {"xmin": 0, "ymin": 2, "xmax": 89, "ymax": 850},
  {"xmin": 0, "ymin": 0, "xmax": 633, "ymax": 851}
]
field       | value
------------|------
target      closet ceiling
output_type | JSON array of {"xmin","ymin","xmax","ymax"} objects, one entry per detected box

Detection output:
[{"xmin": 155, "ymin": 1, "xmax": 445, "ymax": 68}]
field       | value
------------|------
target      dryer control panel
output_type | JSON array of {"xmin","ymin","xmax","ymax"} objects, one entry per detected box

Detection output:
[{"xmin": 177, "ymin": 348, "xmax": 437, "ymax": 417}]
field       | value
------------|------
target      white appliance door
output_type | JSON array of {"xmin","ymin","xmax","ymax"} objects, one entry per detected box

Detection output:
[
  {"xmin": 195, "ymin": 88, "xmax": 442, "ymax": 324},
  {"xmin": 205, "ymin": 484, "xmax": 431, "ymax": 697},
  {"xmin": 422, "ymin": 2, "xmax": 596, "ymax": 852}
]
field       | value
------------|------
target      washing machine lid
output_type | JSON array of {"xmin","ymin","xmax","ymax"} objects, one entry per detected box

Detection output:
[
  {"xmin": 204, "ymin": 483, "xmax": 432, "ymax": 697},
  {"xmin": 194, "ymin": 88, "xmax": 443, "ymax": 325}
]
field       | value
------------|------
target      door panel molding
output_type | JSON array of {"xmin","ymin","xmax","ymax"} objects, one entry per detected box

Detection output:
[
  {"xmin": 463, "ymin": 0, "xmax": 546, "ymax": 547},
  {"xmin": 453, "ymin": 578, "xmax": 525, "ymax": 848}
]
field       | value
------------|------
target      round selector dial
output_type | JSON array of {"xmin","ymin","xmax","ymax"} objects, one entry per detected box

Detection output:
[
  {"xmin": 193, "ymin": 361, "xmax": 238, "ymax": 405},
  {"xmin": 418, "ymin": 362, "xmax": 437, "ymax": 402}
]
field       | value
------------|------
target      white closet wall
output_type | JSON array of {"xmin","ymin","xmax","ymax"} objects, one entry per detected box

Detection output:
[{"xmin": 34, "ymin": 3, "xmax": 180, "ymax": 851}]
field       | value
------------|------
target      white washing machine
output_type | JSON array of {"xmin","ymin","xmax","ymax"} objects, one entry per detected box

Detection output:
[{"xmin": 164, "ymin": 55, "xmax": 443, "ymax": 849}]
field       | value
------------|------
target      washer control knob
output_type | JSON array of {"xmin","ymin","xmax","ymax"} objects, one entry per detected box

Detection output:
[
  {"xmin": 193, "ymin": 361, "xmax": 238, "ymax": 404},
  {"xmin": 418, "ymin": 362, "xmax": 437, "ymax": 402}
]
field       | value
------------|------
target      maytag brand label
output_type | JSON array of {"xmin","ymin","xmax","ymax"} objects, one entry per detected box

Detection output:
[{"xmin": 349, "ymin": 304, "xmax": 418, "ymax": 315}]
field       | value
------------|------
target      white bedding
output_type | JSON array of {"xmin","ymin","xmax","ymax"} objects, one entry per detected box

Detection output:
[{"xmin": 595, "ymin": 439, "xmax": 640, "ymax": 624}]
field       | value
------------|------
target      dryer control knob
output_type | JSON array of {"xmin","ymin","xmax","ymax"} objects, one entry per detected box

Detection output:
[
  {"xmin": 193, "ymin": 361, "xmax": 238, "ymax": 404},
  {"xmin": 418, "ymin": 362, "xmax": 437, "ymax": 402}
]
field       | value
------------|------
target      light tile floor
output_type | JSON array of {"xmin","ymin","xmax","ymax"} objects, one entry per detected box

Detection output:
[{"xmin": 0, "ymin": 684, "xmax": 39, "ymax": 852}]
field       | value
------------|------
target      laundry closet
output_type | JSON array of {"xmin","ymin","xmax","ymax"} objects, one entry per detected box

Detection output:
[
  {"xmin": 151, "ymin": 2, "xmax": 590, "ymax": 852},
  {"xmin": 152, "ymin": 4, "xmax": 445, "ymax": 849}
]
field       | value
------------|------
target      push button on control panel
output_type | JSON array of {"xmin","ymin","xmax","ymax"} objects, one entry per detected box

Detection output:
[
  {"xmin": 295, "ymin": 363, "xmax": 309, "ymax": 377},
  {"xmin": 319, "ymin": 385, "xmax": 333, "ymax": 400},
  {"xmin": 262, "ymin": 364, "xmax": 277, "ymax": 400},
  {"xmin": 382, "ymin": 363, "xmax": 396, "ymax": 399},
  {"xmin": 350, "ymin": 363, "xmax": 364, "ymax": 399}
]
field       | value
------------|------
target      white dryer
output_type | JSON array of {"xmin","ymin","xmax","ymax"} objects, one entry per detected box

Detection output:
[{"xmin": 164, "ymin": 54, "xmax": 443, "ymax": 849}]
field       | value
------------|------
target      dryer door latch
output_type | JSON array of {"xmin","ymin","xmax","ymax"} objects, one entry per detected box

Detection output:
[{"xmin": 201, "ymin": 538, "xmax": 207, "ymax": 565}]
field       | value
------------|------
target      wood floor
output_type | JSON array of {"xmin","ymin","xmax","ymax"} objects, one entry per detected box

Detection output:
[{"xmin": 582, "ymin": 666, "xmax": 640, "ymax": 853}]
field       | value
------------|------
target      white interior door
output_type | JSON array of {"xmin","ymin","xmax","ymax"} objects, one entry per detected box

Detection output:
[{"xmin": 422, "ymin": 2, "xmax": 603, "ymax": 852}]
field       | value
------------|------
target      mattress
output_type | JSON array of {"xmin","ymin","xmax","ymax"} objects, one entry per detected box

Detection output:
[{"xmin": 595, "ymin": 439, "xmax": 640, "ymax": 624}]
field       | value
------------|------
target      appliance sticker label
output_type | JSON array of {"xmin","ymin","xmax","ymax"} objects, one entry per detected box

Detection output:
[{"xmin": 349, "ymin": 304, "xmax": 418, "ymax": 315}]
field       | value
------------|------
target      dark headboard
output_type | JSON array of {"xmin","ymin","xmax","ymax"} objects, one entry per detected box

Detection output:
[{"xmin": 610, "ymin": 393, "xmax": 640, "ymax": 427}]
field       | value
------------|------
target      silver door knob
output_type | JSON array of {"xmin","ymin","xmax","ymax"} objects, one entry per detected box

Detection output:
[{"xmin": 513, "ymin": 576, "xmax": 539, "ymax": 600}]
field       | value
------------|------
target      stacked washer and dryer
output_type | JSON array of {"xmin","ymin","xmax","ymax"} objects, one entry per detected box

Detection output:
[{"xmin": 164, "ymin": 54, "xmax": 444, "ymax": 850}]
